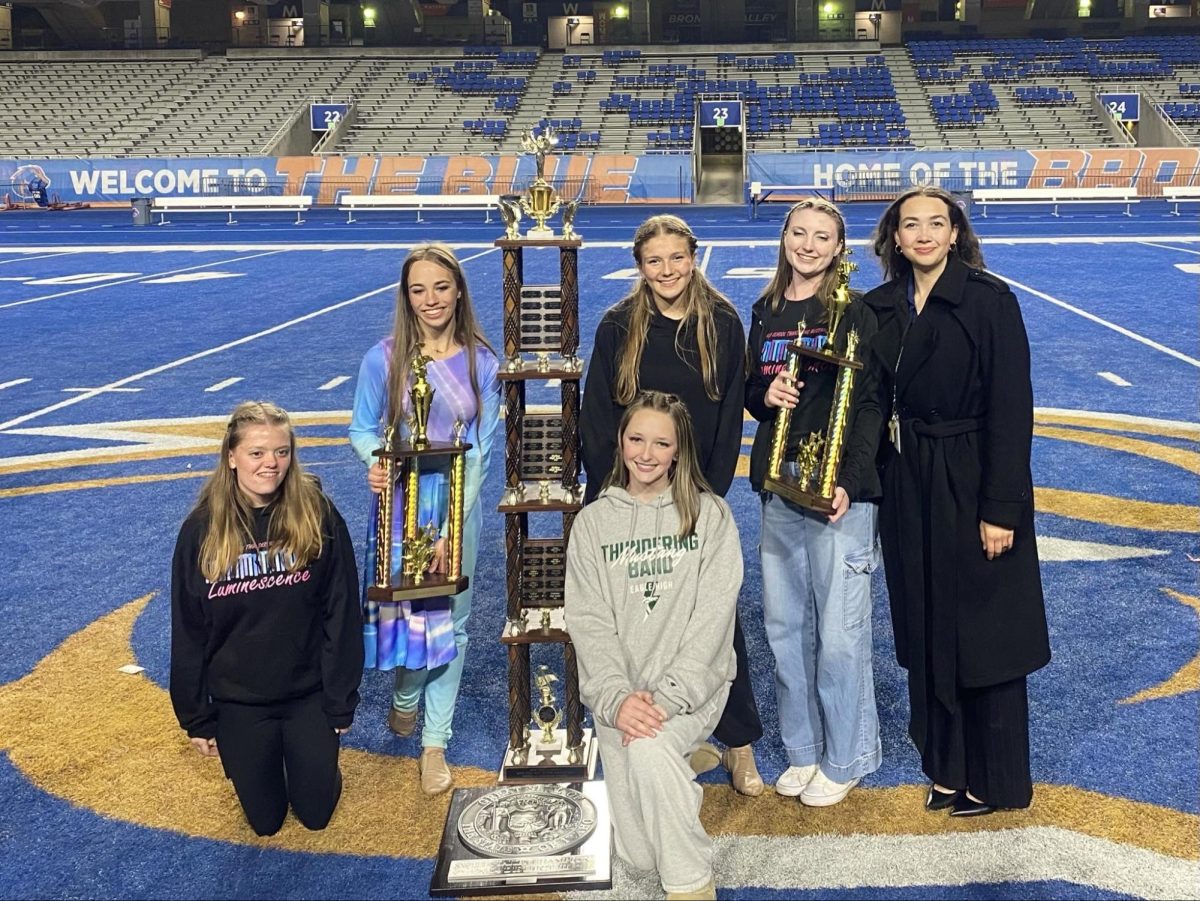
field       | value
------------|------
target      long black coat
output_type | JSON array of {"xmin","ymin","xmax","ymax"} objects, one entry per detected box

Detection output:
[{"xmin": 862, "ymin": 257, "xmax": 1050, "ymax": 729}]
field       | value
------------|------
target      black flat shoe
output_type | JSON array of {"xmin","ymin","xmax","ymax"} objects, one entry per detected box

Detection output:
[
  {"xmin": 949, "ymin": 794, "xmax": 997, "ymax": 817},
  {"xmin": 925, "ymin": 785, "xmax": 963, "ymax": 811}
]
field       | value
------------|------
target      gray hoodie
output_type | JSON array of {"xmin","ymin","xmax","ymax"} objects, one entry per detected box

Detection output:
[{"xmin": 564, "ymin": 485, "xmax": 742, "ymax": 728}]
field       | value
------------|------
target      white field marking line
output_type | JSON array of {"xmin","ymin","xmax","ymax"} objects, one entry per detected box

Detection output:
[
  {"xmin": 0, "ymin": 249, "xmax": 285, "ymax": 310},
  {"xmin": 318, "ymin": 375, "xmax": 351, "ymax": 390},
  {"xmin": 992, "ymin": 272, "xmax": 1200, "ymax": 369},
  {"xmin": 699, "ymin": 243, "xmax": 713, "ymax": 273},
  {"xmin": 1098, "ymin": 371, "xmax": 1132, "ymax": 387},
  {"xmin": 0, "ymin": 378, "xmax": 31, "ymax": 390},
  {"xmin": 1035, "ymin": 406, "xmax": 1200, "ymax": 432},
  {"xmin": 1, "ymin": 236, "xmax": 1196, "ymax": 255},
  {"xmin": 0, "ymin": 243, "xmax": 504, "ymax": 253},
  {"xmin": 0, "ymin": 282, "xmax": 397, "ymax": 432},
  {"xmin": 204, "ymin": 377, "xmax": 243, "ymax": 393},
  {"xmin": 0, "ymin": 248, "xmax": 496, "ymax": 433},
  {"xmin": 0, "ymin": 251, "xmax": 74, "ymax": 266},
  {"xmin": 1139, "ymin": 240, "xmax": 1200, "ymax": 256},
  {"xmin": 62, "ymin": 387, "xmax": 141, "ymax": 393}
]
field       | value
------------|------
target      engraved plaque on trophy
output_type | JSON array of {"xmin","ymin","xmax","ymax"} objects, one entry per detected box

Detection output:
[{"xmin": 764, "ymin": 251, "xmax": 865, "ymax": 515}]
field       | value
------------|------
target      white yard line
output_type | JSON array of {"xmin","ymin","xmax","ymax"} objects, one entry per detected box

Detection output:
[
  {"xmin": 992, "ymin": 271, "xmax": 1200, "ymax": 369},
  {"xmin": 0, "ymin": 250, "xmax": 284, "ymax": 310}
]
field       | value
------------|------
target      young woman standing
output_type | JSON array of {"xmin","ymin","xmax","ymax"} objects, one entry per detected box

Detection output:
[
  {"xmin": 746, "ymin": 198, "xmax": 893, "ymax": 806},
  {"xmin": 864, "ymin": 187, "xmax": 1050, "ymax": 816},
  {"xmin": 349, "ymin": 243, "xmax": 500, "ymax": 796}
]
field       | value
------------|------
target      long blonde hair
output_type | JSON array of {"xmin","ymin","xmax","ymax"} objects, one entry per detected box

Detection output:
[
  {"xmin": 613, "ymin": 215, "xmax": 739, "ymax": 405},
  {"xmin": 603, "ymin": 390, "xmax": 714, "ymax": 539},
  {"xmin": 194, "ymin": 401, "xmax": 325, "ymax": 582},
  {"xmin": 759, "ymin": 198, "xmax": 847, "ymax": 315},
  {"xmin": 386, "ymin": 244, "xmax": 495, "ymax": 430}
]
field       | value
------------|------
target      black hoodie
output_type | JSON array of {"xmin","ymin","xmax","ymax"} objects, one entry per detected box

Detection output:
[
  {"xmin": 581, "ymin": 299, "xmax": 746, "ymax": 503},
  {"xmin": 170, "ymin": 497, "xmax": 363, "ymax": 739}
]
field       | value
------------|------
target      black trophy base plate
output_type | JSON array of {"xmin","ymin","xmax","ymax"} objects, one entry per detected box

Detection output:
[
  {"xmin": 499, "ymin": 728, "xmax": 599, "ymax": 784},
  {"xmin": 763, "ymin": 475, "xmax": 836, "ymax": 514},
  {"xmin": 366, "ymin": 575, "xmax": 469, "ymax": 602},
  {"xmin": 429, "ymin": 781, "xmax": 612, "ymax": 897}
]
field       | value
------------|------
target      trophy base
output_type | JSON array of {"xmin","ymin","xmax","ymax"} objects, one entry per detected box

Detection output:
[
  {"xmin": 793, "ymin": 342, "xmax": 865, "ymax": 371},
  {"xmin": 763, "ymin": 475, "xmax": 836, "ymax": 514},
  {"xmin": 429, "ymin": 780, "xmax": 611, "ymax": 896},
  {"xmin": 499, "ymin": 727, "xmax": 599, "ymax": 783},
  {"xmin": 366, "ymin": 575, "xmax": 469, "ymax": 602}
]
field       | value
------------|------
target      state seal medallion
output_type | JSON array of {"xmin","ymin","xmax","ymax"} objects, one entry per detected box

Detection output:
[{"xmin": 456, "ymin": 784, "xmax": 597, "ymax": 858}]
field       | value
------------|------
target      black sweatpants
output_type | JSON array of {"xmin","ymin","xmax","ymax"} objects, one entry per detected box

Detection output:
[
  {"xmin": 215, "ymin": 693, "xmax": 343, "ymax": 836},
  {"xmin": 920, "ymin": 676, "xmax": 1033, "ymax": 810},
  {"xmin": 712, "ymin": 612, "xmax": 764, "ymax": 748}
]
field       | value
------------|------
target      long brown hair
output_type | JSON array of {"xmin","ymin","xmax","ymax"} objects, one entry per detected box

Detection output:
[
  {"xmin": 613, "ymin": 214, "xmax": 739, "ymax": 405},
  {"xmin": 385, "ymin": 243, "xmax": 495, "ymax": 430},
  {"xmin": 602, "ymin": 390, "xmax": 714, "ymax": 539},
  {"xmin": 759, "ymin": 198, "xmax": 847, "ymax": 315},
  {"xmin": 871, "ymin": 186, "xmax": 985, "ymax": 281},
  {"xmin": 194, "ymin": 401, "xmax": 325, "ymax": 582}
]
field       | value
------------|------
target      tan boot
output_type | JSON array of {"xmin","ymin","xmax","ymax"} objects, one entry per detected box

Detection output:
[
  {"xmin": 387, "ymin": 706, "xmax": 417, "ymax": 737},
  {"xmin": 665, "ymin": 878, "xmax": 716, "ymax": 900},
  {"xmin": 688, "ymin": 742, "xmax": 722, "ymax": 776},
  {"xmin": 722, "ymin": 744, "xmax": 764, "ymax": 797},
  {"xmin": 419, "ymin": 747, "xmax": 453, "ymax": 796}
]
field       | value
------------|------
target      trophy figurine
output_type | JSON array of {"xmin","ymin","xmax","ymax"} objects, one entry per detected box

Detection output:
[
  {"xmin": 519, "ymin": 127, "xmax": 562, "ymax": 237},
  {"xmin": 763, "ymin": 252, "xmax": 864, "ymax": 514},
  {"xmin": 410, "ymin": 350, "xmax": 435, "ymax": 447},
  {"xmin": 533, "ymin": 665, "xmax": 563, "ymax": 746},
  {"xmin": 561, "ymin": 199, "xmax": 580, "ymax": 240},
  {"xmin": 402, "ymin": 522, "xmax": 440, "ymax": 585},
  {"xmin": 498, "ymin": 195, "xmax": 522, "ymax": 241}
]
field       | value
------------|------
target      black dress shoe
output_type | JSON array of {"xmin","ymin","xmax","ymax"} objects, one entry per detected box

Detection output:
[
  {"xmin": 925, "ymin": 785, "xmax": 963, "ymax": 811},
  {"xmin": 949, "ymin": 794, "xmax": 997, "ymax": 817}
]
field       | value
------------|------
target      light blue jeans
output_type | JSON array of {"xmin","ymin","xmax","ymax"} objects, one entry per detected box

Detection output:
[
  {"xmin": 393, "ymin": 497, "xmax": 479, "ymax": 750},
  {"xmin": 760, "ymin": 487, "xmax": 882, "ymax": 781}
]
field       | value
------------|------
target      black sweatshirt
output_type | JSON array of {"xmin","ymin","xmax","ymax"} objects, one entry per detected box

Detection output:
[
  {"xmin": 170, "ymin": 498, "xmax": 364, "ymax": 739},
  {"xmin": 581, "ymin": 299, "xmax": 746, "ymax": 502},
  {"xmin": 745, "ymin": 289, "xmax": 890, "ymax": 501}
]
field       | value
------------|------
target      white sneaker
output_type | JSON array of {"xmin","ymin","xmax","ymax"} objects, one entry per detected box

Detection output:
[
  {"xmin": 800, "ymin": 771, "xmax": 860, "ymax": 807},
  {"xmin": 774, "ymin": 764, "xmax": 820, "ymax": 797}
]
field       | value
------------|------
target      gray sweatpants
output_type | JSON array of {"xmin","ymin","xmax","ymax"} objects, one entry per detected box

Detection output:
[{"xmin": 595, "ymin": 684, "xmax": 728, "ymax": 895}]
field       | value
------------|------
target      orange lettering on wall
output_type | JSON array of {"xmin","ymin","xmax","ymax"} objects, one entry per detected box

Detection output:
[
  {"xmin": 1025, "ymin": 149, "xmax": 1086, "ymax": 189},
  {"xmin": 588, "ymin": 155, "xmax": 637, "ymax": 204},
  {"xmin": 374, "ymin": 157, "xmax": 427, "ymax": 195},
  {"xmin": 1080, "ymin": 149, "xmax": 1141, "ymax": 188},
  {"xmin": 275, "ymin": 156, "xmax": 324, "ymax": 196},
  {"xmin": 494, "ymin": 155, "xmax": 521, "ymax": 194},
  {"xmin": 311, "ymin": 156, "xmax": 378, "ymax": 204},
  {"xmin": 1137, "ymin": 148, "xmax": 1200, "ymax": 195},
  {"xmin": 443, "ymin": 157, "xmax": 494, "ymax": 194}
]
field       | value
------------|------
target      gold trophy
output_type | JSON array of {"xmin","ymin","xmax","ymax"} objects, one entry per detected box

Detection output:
[
  {"xmin": 763, "ymin": 250, "xmax": 864, "ymax": 514},
  {"xmin": 519, "ymin": 126, "xmax": 562, "ymax": 238},
  {"xmin": 366, "ymin": 349, "xmax": 472, "ymax": 602}
]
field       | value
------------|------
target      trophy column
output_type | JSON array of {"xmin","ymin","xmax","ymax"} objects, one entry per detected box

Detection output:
[{"xmin": 495, "ymin": 235, "xmax": 597, "ymax": 785}]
